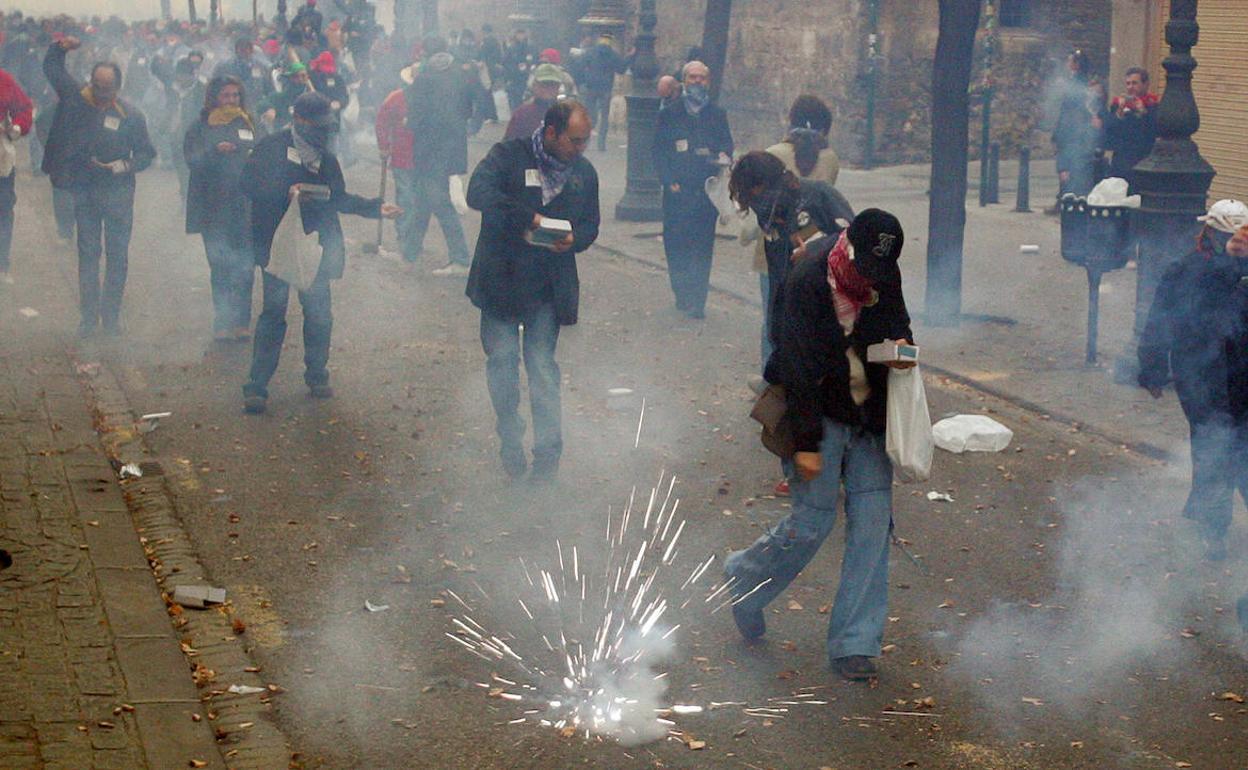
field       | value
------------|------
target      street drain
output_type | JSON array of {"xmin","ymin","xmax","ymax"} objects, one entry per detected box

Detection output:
[{"xmin": 0, "ymin": 550, "xmax": 11, "ymax": 570}]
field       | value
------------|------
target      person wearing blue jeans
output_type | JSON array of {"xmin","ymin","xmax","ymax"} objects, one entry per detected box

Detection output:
[
  {"xmin": 480, "ymin": 302, "xmax": 562, "ymax": 477},
  {"xmin": 396, "ymin": 168, "xmax": 470, "ymax": 269},
  {"xmin": 245, "ymin": 271, "xmax": 332, "ymax": 400},
  {"xmin": 725, "ymin": 420, "xmax": 893, "ymax": 659},
  {"xmin": 724, "ymin": 209, "xmax": 912, "ymax": 681}
]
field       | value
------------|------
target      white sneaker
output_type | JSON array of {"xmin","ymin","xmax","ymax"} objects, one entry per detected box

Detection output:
[{"xmin": 430, "ymin": 263, "xmax": 470, "ymax": 277}]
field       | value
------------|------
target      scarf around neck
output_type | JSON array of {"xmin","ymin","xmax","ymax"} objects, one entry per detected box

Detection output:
[
  {"xmin": 80, "ymin": 85, "xmax": 125, "ymax": 118},
  {"xmin": 826, "ymin": 231, "xmax": 876, "ymax": 331},
  {"xmin": 531, "ymin": 126, "xmax": 571, "ymax": 206},
  {"xmin": 208, "ymin": 105, "xmax": 254, "ymax": 130},
  {"xmin": 290, "ymin": 125, "xmax": 323, "ymax": 173}
]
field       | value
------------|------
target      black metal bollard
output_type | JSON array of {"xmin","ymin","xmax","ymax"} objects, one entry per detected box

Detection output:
[
  {"xmin": 1014, "ymin": 147, "xmax": 1031, "ymax": 212},
  {"xmin": 987, "ymin": 143, "xmax": 1000, "ymax": 204}
]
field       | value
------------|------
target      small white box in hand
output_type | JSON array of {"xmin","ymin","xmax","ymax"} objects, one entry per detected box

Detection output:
[
  {"xmin": 527, "ymin": 216, "xmax": 573, "ymax": 248},
  {"xmin": 867, "ymin": 341, "xmax": 920, "ymax": 363}
]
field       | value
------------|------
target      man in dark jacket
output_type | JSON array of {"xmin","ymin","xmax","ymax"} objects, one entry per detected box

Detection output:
[
  {"xmin": 213, "ymin": 37, "xmax": 273, "ymax": 104},
  {"xmin": 466, "ymin": 100, "xmax": 599, "ymax": 481},
  {"xmin": 653, "ymin": 60, "xmax": 732, "ymax": 319},
  {"xmin": 725, "ymin": 210, "xmax": 914, "ymax": 683},
  {"xmin": 42, "ymin": 36, "xmax": 156, "ymax": 337},
  {"xmin": 240, "ymin": 92, "xmax": 399, "ymax": 414},
  {"xmin": 1103, "ymin": 66, "xmax": 1158, "ymax": 190},
  {"xmin": 578, "ymin": 33, "xmax": 630, "ymax": 152},
  {"xmin": 501, "ymin": 28, "xmax": 535, "ymax": 110},
  {"xmin": 403, "ymin": 37, "xmax": 473, "ymax": 276},
  {"xmin": 1139, "ymin": 200, "xmax": 1248, "ymax": 561}
]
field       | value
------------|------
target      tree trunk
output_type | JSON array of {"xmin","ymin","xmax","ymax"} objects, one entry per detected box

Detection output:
[
  {"xmin": 187, "ymin": 0, "xmax": 198, "ymax": 24},
  {"xmin": 422, "ymin": 0, "xmax": 439, "ymax": 37},
  {"xmin": 209, "ymin": 0, "xmax": 219, "ymax": 27},
  {"xmin": 924, "ymin": 0, "xmax": 981, "ymax": 326},
  {"xmin": 160, "ymin": 0, "xmax": 172, "ymax": 20},
  {"xmin": 700, "ymin": 0, "xmax": 732, "ymax": 100}
]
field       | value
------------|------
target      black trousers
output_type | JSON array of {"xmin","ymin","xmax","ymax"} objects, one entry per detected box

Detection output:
[
  {"xmin": 0, "ymin": 171, "xmax": 14, "ymax": 273},
  {"xmin": 662, "ymin": 188, "xmax": 719, "ymax": 315}
]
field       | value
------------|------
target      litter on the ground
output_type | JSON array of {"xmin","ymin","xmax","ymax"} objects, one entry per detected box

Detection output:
[
  {"xmin": 932, "ymin": 415, "xmax": 1014, "ymax": 453},
  {"xmin": 365, "ymin": 600, "xmax": 391, "ymax": 613},
  {"xmin": 18, "ymin": 307, "xmax": 38, "ymax": 318},
  {"xmin": 926, "ymin": 491, "xmax": 954, "ymax": 502},
  {"xmin": 1019, "ymin": 244, "xmax": 1040, "ymax": 253},
  {"xmin": 119, "ymin": 462, "xmax": 142, "ymax": 479},
  {"xmin": 227, "ymin": 684, "xmax": 266, "ymax": 695},
  {"xmin": 173, "ymin": 584, "xmax": 227, "ymax": 608}
]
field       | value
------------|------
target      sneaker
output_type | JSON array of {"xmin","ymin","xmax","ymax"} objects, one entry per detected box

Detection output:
[
  {"xmin": 213, "ymin": 329, "xmax": 233, "ymax": 342},
  {"xmin": 232, "ymin": 326, "xmax": 252, "ymax": 342},
  {"xmin": 731, "ymin": 602, "xmax": 765, "ymax": 641},
  {"xmin": 77, "ymin": 321, "xmax": 96, "ymax": 339},
  {"xmin": 774, "ymin": 479, "xmax": 790, "ymax": 497},
  {"xmin": 431, "ymin": 263, "xmax": 470, "ymax": 277},
  {"xmin": 308, "ymin": 384, "xmax": 334, "ymax": 399},
  {"xmin": 1237, "ymin": 594, "xmax": 1248, "ymax": 635},
  {"xmin": 830, "ymin": 655, "xmax": 878, "ymax": 681},
  {"xmin": 1201, "ymin": 534, "xmax": 1227, "ymax": 562},
  {"xmin": 747, "ymin": 374, "xmax": 767, "ymax": 395},
  {"xmin": 243, "ymin": 395, "xmax": 267, "ymax": 414}
]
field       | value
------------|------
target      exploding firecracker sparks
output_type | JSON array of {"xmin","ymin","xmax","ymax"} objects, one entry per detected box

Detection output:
[{"xmin": 445, "ymin": 470, "xmax": 727, "ymax": 745}]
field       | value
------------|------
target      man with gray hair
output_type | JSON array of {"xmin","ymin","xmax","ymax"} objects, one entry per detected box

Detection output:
[{"xmin": 653, "ymin": 60, "xmax": 733, "ymax": 319}]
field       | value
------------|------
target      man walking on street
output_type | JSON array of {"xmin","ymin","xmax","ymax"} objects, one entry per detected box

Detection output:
[
  {"xmin": 466, "ymin": 100, "xmax": 599, "ymax": 481},
  {"xmin": 503, "ymin": 62, "xmax": 563, "ymax": 142},
  {"xmin": 0, "ymin": 63, "xmax": 33, "ymax": 283},
  {"xmin": 403, "ymin": 37, "xmax": 473, "ymax": 276},
  {"xmin": 240, "ymin": 92, "xmax": 400, "ymax": 414},
  {"xmin": 214, "ymin": 36, "xmax": 272, "ymax": 104},
  {"xmin": 654, "ymin": 60, "xmax": 732, "ymax": 319},
  {"xmin": 578, "ymin": 33, "xmax": 629, "ymax": 153},
  {"xmin": 1139, "ymin": 201, "xmax": 1248, "ymax": 562},
  {"xmin": 42, "ymin": 35, "xmax": 156, "ymax": 338}
]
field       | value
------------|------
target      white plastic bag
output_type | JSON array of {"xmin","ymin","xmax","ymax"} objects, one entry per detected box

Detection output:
[
  {"xmin": 931, "ymin": 414, "xmax": 1014, "ymax": 454},
  {"xmin": 266, "ymin": 200, "xmax": 321, "ymax": 292},
  {"xmin": 885, "ymin": 366, "xmax": 933, "ymax": 482},
  {"xmin": 492, "ymin": 89, "xmax": 511, "ymax": 124},
  {"xmin": 704, "ymin": 171, "xmax": 741, "ymax": 226},
  {"xmin": 449, "ymin": 175, "xmax": 469, "ymax": 216}
]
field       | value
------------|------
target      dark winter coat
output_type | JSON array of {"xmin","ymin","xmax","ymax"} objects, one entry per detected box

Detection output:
[
  {"xmin": 761, "ymin": 180, "xmax": 855, "ymax": 348},
  {"xmin": 465, "ymin": 138, "xmax": 600, "ymax": 325},
  {"xmin": 1139, "ymin": 249, "xmax": 1248, "ymax": 425},
  {"xmin": 653, "ymin": 99, "xmax": 733, "ymax": 193},
  {"xmin": 577, "ymin": 42, "xmax": 628, "ymax": 94},
  {"xmin": 41, "ymin": 44, "xmax": 156, "ymax": 190},
  {"xmin": 1104, "ymin": 102, "xmax": 1158, "ymax": 182},
  {"xmin": 239, "ymin": 128, "xmax": 381, "ymax": 280},
  {"xmin": 403, "ymin": 52, "xmax": 472, "ymax": 177},
  {"xmin": 765, "ymin": 253, "xmax": 913, "ymax": 452},
  {"xmin": 213, "ymin": 56, "xmax": 273, "ymax": 102},
  {"xmin": 183, "ymin": 112, "xmax": 257, "ymax": 247}
]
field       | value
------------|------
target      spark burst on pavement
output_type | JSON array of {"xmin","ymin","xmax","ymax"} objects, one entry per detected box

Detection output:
[{"xmin": 445, "ymin": 471, "xmax": 729, "ymax": 745}]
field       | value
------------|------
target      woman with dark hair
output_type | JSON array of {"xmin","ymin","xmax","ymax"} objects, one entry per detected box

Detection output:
[
  {"xmin": 1049, "ymin": 49, "xmax": 1102, "ymax": 196},
  {"xmin": 184, "ymin": 75, "xmax": 257, "ymax": 341},
  {"xmin": 751, "ymin": 95, "xmax": 842, "ymax": 374}
]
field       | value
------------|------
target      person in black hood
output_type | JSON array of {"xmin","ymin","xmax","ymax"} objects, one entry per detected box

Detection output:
[
  {"xmin": 240, "ymin": 92, "xmax": 400, "ymax": 414},
  {"xmin": 724, "ymin": 209, "xmax": 914, "ymax": 684},
  {"xmin": 184, "ymin": 75, "xmax": 257, "ymax": 342},
  {"xmin": 1139, "ymin": 200, "xmax": 1248, "ymax": 562},
  {"xmin": 42, "ymin": 35, "xmax": 156, "ymax": 338}
]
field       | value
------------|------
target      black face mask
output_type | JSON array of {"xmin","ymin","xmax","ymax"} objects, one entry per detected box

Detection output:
[{"xmin": 297, "ymin": 123, "xmax": 335, "ymax": 151}]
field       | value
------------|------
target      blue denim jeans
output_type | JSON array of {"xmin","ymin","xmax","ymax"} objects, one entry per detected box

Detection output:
[
  {"xmin": 725, "ymin": 419, "xmax": 894, "ymax": 660},
  {"xmin": 1184, "ymin": 416, "xmax": 1248, "ymax": 540},
  {"xmin": 393, "ymin": 167, "xmax": 470, "ymax": 265},
  {"xmin": 243, "ymin": 270, "xmax": 332, "ymax": 399},
  {"xmin": 480, "ymin": 303, "xmax": 562, "ymax": 464},
  {"xmin": 73, "ymin": 183, "xmax": 135, "ymax": 330},
  {"xmin": 203, "ymin": 231, "xmax": 255, "ymax": 332}
]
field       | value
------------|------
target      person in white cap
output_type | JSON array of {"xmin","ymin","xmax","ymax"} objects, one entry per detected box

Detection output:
[{"xmin": 1139, "ymin": 199, "xmax": 1248, "ymax": 561}]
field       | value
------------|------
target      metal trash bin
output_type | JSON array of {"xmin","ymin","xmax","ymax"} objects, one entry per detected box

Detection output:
[
  {"xmin": 1059, "ymin": 193, "xmax": 1088, "ymax": 264},
  {"xmin": 1083, "ymin": 204, "xmax": 1132, "ymax": 270}
]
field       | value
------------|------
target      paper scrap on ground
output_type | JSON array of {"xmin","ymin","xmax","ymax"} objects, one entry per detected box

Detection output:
[
  {"xmin": 365, "ymin": 600, "xmax": 391, "ymax": 613},
  {"xmin": 227, "ymin": 684, "xmax": 266, "ymax": 695},
  {"xmin": 932, "ymin": 415, "xmax": 1014, "ymax": 454},
  {"xmin": 119, "ymin": 462, "xmax": 142, "ymax": 479},
  {"xmin": 926, "ymin": 491, "xmax": 954, "ymax": 503},
  {"xmin": 18, "ymin": 307, "xmax": 38, "ymax": 318}
]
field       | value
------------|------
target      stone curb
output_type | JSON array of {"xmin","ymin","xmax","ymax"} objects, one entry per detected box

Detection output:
[{"xmin": 75, "ymin": 361, "xmax": 295, "ymax": 770}]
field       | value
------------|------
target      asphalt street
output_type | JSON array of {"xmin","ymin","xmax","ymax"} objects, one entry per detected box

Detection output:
[{"xmin": 2, "ymin": 126, "xmax": 1246, "ymax": 769}]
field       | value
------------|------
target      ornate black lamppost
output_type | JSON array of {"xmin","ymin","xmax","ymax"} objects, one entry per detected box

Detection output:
[
  {"xmin": 615, "ymin": 0, "xmax": 662, "ymax": 221},
  {"xmin": 1117, "ymin": 0, "xmax": 1216, "ymax": 381},
  {"xmin": 510, "ymin": 0, "xmax": 552, "ymax": 49},
  {"xmin": 578, "ymin": 0, "xmax": 629, "ymax": 43}
]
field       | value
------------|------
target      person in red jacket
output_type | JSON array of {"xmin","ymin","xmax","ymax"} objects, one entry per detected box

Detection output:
[
  {"xmin": 375, "ymin": 72, "xmax": 417, "ymax": 263},
  {"xmin": 0, "ymin": 66, "xmax": 33, "ymax": 281}
]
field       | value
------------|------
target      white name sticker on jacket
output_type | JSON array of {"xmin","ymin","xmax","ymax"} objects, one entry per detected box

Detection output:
[
  {"xmin": 103, "ymin": 116, "xmax": 121, "ymax": 131},
  {"xmin": 327, "ymin": 78, "xmax": 336, "ymax": 87},
  {"xmin": 287, "ymin": 146, "xmax": 301, "ymax": 165},
  {"xmin": 675, "ymin": 139, "xmax": 689, "ymax": 153},
  {"xmin": 238, "ymin": 128, "xmax": 254, "ymax": 142},
  {"xmin": 525, "ymin": 169, "xmax": 541, "ymax": 187}
]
